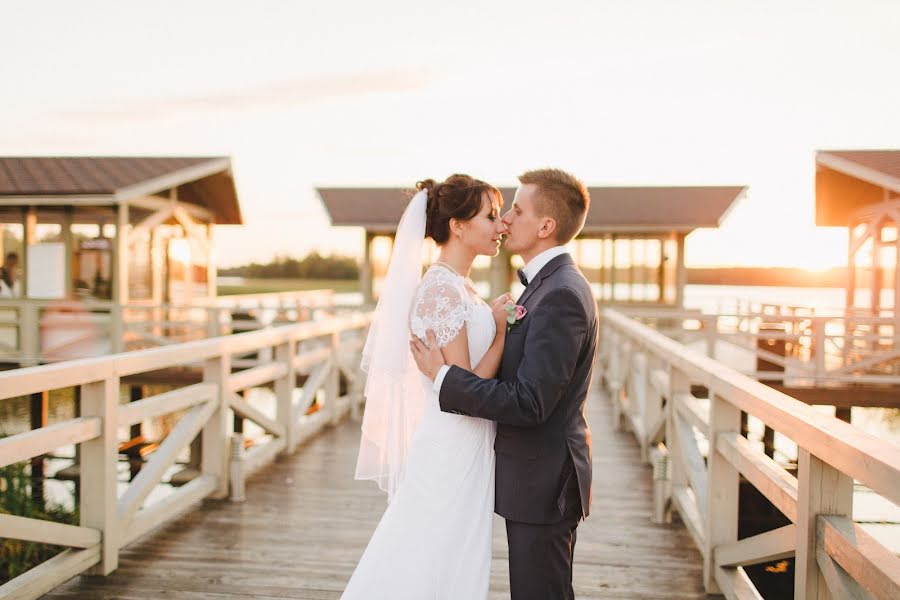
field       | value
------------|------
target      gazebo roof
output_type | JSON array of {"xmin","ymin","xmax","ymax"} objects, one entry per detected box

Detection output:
[
  {"xmin": 0, "ymin": 157, "xmax": 242, "ymax": 224},
  {"xmin": 317, "ymin": 185, "xmax": 746, "ymax": 234},
  {"xmin": 816, "ymin": 150, "xmax": 900, "ymax": 226}
]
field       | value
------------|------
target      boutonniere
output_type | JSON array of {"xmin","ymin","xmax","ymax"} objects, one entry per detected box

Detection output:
[{"xmin": 504, "ymin": 301, "xmax": 527, "ymax": 332}]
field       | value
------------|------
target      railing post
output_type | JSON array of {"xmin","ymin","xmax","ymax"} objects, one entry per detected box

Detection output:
[
  {"xmin": 704, "ymin": 315, "xmax": 717, "ymax": 358},
  {"xmin": 666, "ymin": 366, "xmax": 689, "ymax": 497},
  {"xmin": 607, "ymin": 330, "xmax": 626, "ymax": 431},
  {"xmin": 795, "ymin": 449, "xmax": 853, "ymax": 599},
  {"xmin": 642, "ymin": 353, "xmax": 663, "ymax": 462},
  {"xmin": 20, "ymin": 303, "xmax": 39, "ymax": 366},
  {"xmin": 110, "ymin": 304, "xmax": 123, "ymax": 354},
  {"xmin": 650, "ymin": 444, "xmax": 671, "ymax": 524},
  {"xmin": 229, "ymin": 433, "xmax": 246, "ymax": 502},
  {"xmin": 813, "ymin": 318, "xmax": 826, "ymax": 383},
  {"xmin": 703, "ymin": 392, "xmax": 742, "ymax": 593},
  {"xmin": 80, "ymin": 377, "xmax": 119, "ymax": 575},
  {"xmin": 202, "ymin": 354, "xmax": 231, "ymax": 499},
  {"xmin": 275, "ymin": 339, "xmax": 296, "ymax": 453},
  {"xmin": 206, "ymin": 307, "xmax": 221, "ymax": 338}
]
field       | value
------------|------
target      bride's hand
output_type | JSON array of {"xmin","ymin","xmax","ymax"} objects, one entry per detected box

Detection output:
[{"xmin": 492, "ymin": 293, "xmax": 512, "ymax": 331}]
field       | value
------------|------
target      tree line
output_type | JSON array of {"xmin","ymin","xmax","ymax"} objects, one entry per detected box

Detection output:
[{"xmin": 219, "ymin": 252, "xmax": 359, "ymax": 280}]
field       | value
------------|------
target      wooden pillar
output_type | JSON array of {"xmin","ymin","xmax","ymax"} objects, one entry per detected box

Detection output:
[
  {"xmin": 609, "ymin": 235, "xmax": 617, "ymax": 302},
  {"xmin": 490, "ymin": 246, "xmax": 510, "ymax": 298},
  {"xmin": 361, "ymin": 231, "xmax": 374, "ymax": 305},
  {"xmin": 80, "ymin": 377, "xmax": 120, "ymax": 574},
  {"xmin": 795, "ymin": 449, "xmax": 853, "ymax": 599},
  {"xmin": 111, "ymin": 203, "xmax": 129, "ymax": 353},
  {"xmin": 627, "ymin": 238, "xmax": 634, "ymax": 302},
  {"xmin": 871, "ymin": 222, "xmax": 882, "ymax": 317},
  {"xmin": 22, "ymin": 206, "xmax": 36, "ymax": 297},
  {"xmin": 894, "ymin": 226, "xmax": 900, "ymax": 351},
  {"xmin": 657, "ymin": 237, "xmax": 666, "ymax": 303},
  {"xmin": 62, "ymin": 206, "xmax": 74, "ymax": 298},
  {"xmin": 846, "ymin": 218, "xmax": 857, "ymax": 313},
  {"xmin": 207, "ymin": 224, "xmax": 216, "ymax": 299},
  {"xmin": 598, "ymin": 235, "xmax": 606, "ymax": 302},
  {"xmin": 704, "ymin": 392, "xmax": 742, "ymax": 593},
  {"xmin": 202, "ymin": 355, "xmax": 231, "ymax": 499},
  {"xmin": 675, "ymin": 233, "xmax": 687, "ymax": 309}
]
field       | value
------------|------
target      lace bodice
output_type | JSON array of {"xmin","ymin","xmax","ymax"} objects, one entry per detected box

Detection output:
[{"xmin": 409, "ymin": 265, "xmax": 495, "ymax": 365}]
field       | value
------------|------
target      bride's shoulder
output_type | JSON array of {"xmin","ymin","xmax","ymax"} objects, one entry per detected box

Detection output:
[{"xmin": 419, "ymin": 264, "xmax": 463, "ymax": 290}]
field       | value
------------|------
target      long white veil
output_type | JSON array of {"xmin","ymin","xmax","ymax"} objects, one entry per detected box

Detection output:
[{"xmin": 355, "ymin": 189, "xmax": 429, "ymax": 501}]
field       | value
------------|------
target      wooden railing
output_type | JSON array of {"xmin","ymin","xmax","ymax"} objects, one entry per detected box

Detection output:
[
  {"xmin": 621, "ymin": 306, "xmax": 900, "ymax": 387},
  {"xmin": 0, "ymin": 289, "xmax": 336, "ymax": 365},
  {"xmin": 0, "ymin": 310, "xmax": 371, "ymax": 600},
  {"xmin": 600, "ymin": 308, "xmax": 900, "ymax": 599}
]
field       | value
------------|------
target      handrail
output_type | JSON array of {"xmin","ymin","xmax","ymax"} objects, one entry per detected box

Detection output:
[
  {"xmin": 0, "ymin": 310, "xmax": 373, "ymax": 600},
  {"xmin": 600, "ymin": 307, "xmax": 900, "ymax": 599}
]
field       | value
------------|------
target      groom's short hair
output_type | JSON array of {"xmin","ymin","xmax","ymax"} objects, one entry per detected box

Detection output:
[{"xmin": 518, "ymin": 169, "xmax": 590, "ymax": 244}]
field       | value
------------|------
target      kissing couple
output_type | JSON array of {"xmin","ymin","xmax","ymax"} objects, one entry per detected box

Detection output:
[{"xmin": 342, "ymin": 169, "xmax": 598, "ymax": 600}]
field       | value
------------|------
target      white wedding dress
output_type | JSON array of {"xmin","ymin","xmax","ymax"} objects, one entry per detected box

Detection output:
[{"xmin": 342, "ymin": 264, "xmax": 497, "ymax": 599}]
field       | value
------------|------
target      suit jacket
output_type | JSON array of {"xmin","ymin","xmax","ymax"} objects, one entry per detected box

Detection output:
[{"xmin": 439, "ymin": 254, "xmax": 598, "ymax": 524}]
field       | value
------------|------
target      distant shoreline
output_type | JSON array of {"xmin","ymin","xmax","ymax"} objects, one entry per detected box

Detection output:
[{"xmin": 686, "ymin": 267, "xmax": 847, "ymax": 288}]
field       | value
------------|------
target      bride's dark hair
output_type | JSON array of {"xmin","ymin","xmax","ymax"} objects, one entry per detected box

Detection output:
[{"xmin": 416, "ymin": 174, "xmax": 503, "ymax": 245}]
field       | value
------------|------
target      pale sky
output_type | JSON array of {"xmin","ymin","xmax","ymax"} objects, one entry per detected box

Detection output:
[{"xmin": 2, "ymin": 0, "xmax": 899, "ymax": 268}]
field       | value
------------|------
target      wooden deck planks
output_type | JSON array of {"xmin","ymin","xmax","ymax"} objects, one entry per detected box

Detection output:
[{"xmin": 43, "ymin": 389, "xmax": 707, "ymax": 599}]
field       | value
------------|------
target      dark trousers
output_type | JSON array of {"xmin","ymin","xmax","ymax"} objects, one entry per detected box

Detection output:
[{"xmin": 505, "ymin": 466, "xmax": 582, "ymax": 600}]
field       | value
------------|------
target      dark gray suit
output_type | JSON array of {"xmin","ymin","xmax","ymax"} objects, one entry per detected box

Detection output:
[{"xmin": 439, "ymin": 253, "xmax": 597, "ymax": 600}]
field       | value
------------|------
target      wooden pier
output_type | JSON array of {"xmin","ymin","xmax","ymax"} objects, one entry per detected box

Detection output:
[
  {"xmin": 39, "ymin": 379, "xmax": 707, "ymax": 599},
  {"xmin": 2, "ymin": 309, "xmax": 898, "ymax": 599}
]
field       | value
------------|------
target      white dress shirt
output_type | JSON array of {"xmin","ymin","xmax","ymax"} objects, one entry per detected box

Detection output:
[{"xmin": 431, "ymin": 245, "xmax": 570, "ymax": 393}]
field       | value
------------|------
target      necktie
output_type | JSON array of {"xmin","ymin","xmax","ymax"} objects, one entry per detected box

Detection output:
[{"xmin": 516, "ymin": 269, "xmax": 528, "ymax": 286}]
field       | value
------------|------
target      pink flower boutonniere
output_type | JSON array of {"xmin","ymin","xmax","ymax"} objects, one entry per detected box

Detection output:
[{"xmin": 504, "ymin": 301, "xmax": 527, "ymax": 332}]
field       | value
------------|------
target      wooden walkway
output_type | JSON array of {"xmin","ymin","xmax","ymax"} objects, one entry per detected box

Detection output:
[{"xmin": 43, "ymin": 389, "xmax": 707, "ymax": 600}]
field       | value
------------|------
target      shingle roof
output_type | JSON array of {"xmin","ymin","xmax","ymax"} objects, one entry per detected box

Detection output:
[
  {"xmin": 317, "ymin": 186, "xmax": 746, "ymax": 234},
  {"xmin": 0, "ymin": 157, "xmax": 242, "ymax": 224},
  {"xmin": 817, "ymin": 150, "xmax": 900, "ymax": 194}
]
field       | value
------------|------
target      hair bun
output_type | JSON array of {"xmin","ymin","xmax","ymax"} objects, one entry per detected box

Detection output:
[{"xmin": 416, "ymin": 179, "xmax": 441, "ymax": 240}]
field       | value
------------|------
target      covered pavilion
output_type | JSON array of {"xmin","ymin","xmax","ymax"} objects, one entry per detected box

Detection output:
[{"xmin": 318, "ymin": 185, "xmax": 746, "ymax": 305}]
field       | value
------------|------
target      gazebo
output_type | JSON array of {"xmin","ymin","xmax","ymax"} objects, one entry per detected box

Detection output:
[
  {"xmin": 0, "ymin": 156, "xmax": 241, "ymax": 364},
  {"xmin": 816, "ymin": 150, "xmax": 900, "ymax": 320},
  {"xmin": 318, "ymin": 185, "xmax": 746, "ymax": 306}
]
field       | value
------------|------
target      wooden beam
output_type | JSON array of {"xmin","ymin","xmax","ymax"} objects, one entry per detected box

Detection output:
[
  {"xmin": 795, "ymin": 449, "xmax": 854, "ymax": 599},
  {"xmin": 819, "ymin": 515, "xmax": 900, "ymax": 600},
  {"xmin": 0, "ymin": 546, "xmax": 100, "ymax": 600},
  {"xmin": 117, "ymin": 382, "xmax": 217, "ymax": 427},
  {"xmin": 0, "ymin": 513, "xmax": 100, "ymax": 548},
  {"xmin": 716, "ymin": 431, "xmax": 798, "ymax": 523},
  {"xmin": 117, "ymin": 398, "xmax": 217, "ymax": 527},
  {"xmin": 0, "ymin": 417, "xmax": 101, "ymax": 469},
  {"xmin": 716, "ymin": 524, "xmax": 796, "ymax": 568}
]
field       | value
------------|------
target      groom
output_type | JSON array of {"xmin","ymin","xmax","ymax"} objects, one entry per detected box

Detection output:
[{"xmin": 411, "ymin": 168, "xmax": 597, "ymax": 600}]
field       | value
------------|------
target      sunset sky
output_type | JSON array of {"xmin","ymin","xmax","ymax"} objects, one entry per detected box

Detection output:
[{"xmin": 2, "ymin": 1, "xmax": 899, "ymax": 269}]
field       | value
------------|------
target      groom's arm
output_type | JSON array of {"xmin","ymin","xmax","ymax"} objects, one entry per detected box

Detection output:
[{"xmin": 437, "ymin": 287, "xmax": 587, "ymax": 427}]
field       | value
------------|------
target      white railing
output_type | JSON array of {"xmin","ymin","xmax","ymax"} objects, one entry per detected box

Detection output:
[
  {"xmin": 0, "ymin": 289, "xmax": 336, "ymax": 365},
  {"xmin": 620, "ymin": 305, "xmax": 900, "ymax": 387},
  {"xmin": 0, "ymin": 310, "xmax": 371, "ymax": 600},
  {"xmin": 600, "ymin": 308, "xmax": 900, "ymax": 600}
]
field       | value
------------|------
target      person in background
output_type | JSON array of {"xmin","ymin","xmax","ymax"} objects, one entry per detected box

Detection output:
[{"xmin": 0, "ymin": 252, "xmax": 20, "ymax": 297}]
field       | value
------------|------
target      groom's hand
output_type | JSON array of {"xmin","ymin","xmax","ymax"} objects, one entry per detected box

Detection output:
[{"xmin": 410, "ymin": 330, "xmax": 445, "ymax": 381}]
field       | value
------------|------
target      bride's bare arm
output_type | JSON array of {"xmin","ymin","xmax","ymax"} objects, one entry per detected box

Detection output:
[
  {"xmin": 470, "ymin": 293, "xmax": 510, "ymax": 378},
  {"xmin": 438, "ymin": 326, "xmax": 505, "ymax": 380},
  {"xmin": 437, "ymin": 294, "xmax": 509, "ymax": 379}
]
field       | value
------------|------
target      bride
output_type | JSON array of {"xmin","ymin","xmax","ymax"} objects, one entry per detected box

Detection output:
[{"xmin": 342, "ymin": 174, "xmax": 510, "ymax": 599}]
